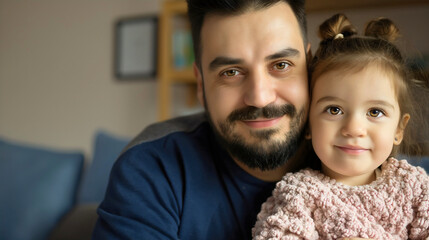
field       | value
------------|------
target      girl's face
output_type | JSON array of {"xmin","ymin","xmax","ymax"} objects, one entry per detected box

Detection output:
[{"xmin": 309, "ymin": 65, "xmax": 408, "ymax": 186}]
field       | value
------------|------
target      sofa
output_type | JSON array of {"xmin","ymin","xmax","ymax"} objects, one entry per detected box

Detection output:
[{"xmin": 0, "ymin": 130, "xmax": 130, "ymax": 240}]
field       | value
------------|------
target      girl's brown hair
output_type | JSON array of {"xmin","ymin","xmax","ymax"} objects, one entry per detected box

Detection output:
[{"xmin": 308, "ymin": 13, "xmax": 428, "ymax": 161}]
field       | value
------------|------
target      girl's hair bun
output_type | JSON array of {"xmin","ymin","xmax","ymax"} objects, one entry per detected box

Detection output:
[
  {"xmin": 318, "ymin": 13, "xmax": 357, "ymax": 41},
  {"xmin": 364, "ymin": 17, "xmax": 400, "ymax": 42}
]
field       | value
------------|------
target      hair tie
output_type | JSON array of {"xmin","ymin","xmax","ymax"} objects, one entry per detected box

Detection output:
[{"xmin": 334, "ymin": 33, "xmax": 344, "ymax": 39}]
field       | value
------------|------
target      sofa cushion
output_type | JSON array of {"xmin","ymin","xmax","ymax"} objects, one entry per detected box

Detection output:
[
  {"xmin": 77, "ymin": 130, "xmax": 130, "ymax": 203},
  {"xmin": 0, "ymin": 138, "xmax": 84, "ymax": 240}
]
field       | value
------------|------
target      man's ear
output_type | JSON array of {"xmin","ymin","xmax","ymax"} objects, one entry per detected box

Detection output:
[
  {"xmin": 394, "ymin": 113, "xmax": 410, "ymax": 145},
  {"xmin": 193, "ymin": 62, "xmax": 204, "ymax": 106}
]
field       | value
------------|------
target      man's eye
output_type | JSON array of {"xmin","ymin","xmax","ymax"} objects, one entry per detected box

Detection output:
[
  {"xmin": 368, "ymin": 109, "xmax": 384, "ymax": 118},
  {"xmin": 222, "ymin": 69, "xmax": 239, "ymax": 77},
  {"xmin": 273, "ymin": 62, "xmax": 289, "ymax": 70},
  {"xmin": 326, "ymin": 107, "xmax": 342, "ymax": 115}
]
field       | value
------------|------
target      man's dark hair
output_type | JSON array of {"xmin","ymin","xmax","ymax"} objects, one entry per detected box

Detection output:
[{"xmin": 186, "ymin": 0, "xmax": 307, "ymax": 69}]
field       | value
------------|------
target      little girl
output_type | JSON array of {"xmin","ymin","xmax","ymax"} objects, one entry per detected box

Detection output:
[{"xmin": 252, "ymin": 14, "xmax": 429, "ymax": 239}]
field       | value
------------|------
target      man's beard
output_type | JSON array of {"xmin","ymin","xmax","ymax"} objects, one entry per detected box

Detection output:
[{"xmin": 207, "ymin": 104, "xmax": 306, "ymax": 171}]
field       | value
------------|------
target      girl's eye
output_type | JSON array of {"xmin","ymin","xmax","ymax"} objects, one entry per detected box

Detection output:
[
  {"xmin": 326, "ymin": 106, "xmax": 342, "ymax": 115},
  {"xmin": 222, "ymin": 69, "xmax": 239, "ymax": 77},
  {"xmin": 273, "ymin": 62, "xmax": 290, "ymax": 70},
  {"xmin": 368, "ymin": 109, "xmax": 384, "ymax": 118}
]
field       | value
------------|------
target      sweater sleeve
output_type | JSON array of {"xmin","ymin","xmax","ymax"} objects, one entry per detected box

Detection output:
[
  {"xmin": 252, "ymin": 173, "xmax": 318, "ymax": 240},
  {"xmin": 409, "ymin": 167, "xmax": 429, "ymax": 239}
]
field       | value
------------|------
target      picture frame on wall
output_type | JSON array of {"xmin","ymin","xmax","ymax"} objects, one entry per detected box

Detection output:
[{"xmin": 114, "ymin": 16, "xmax": 158, "ymax": 79}]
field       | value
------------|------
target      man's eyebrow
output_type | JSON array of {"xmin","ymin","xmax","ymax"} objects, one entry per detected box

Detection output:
[
  {"xmin": 209, "ymin": 57, "xmax": 244, "ymax": 71},
  {"xmin": 208, "ymin": 48, "xmax": 300, "ymax": 71},
  {"xmin": 265, "ymin": 48, "xmax": 300, "ymax": 61}
]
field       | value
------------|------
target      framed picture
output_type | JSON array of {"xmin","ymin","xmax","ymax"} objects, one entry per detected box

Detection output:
[{"xmin": 114, "ymin": 16, "xmax": 158, "ymax": 79}]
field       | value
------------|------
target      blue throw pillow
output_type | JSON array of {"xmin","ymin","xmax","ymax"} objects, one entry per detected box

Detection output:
[
  {"xmin": 77, "ymin": 130, "xmax": 130, "ymax": 204},
  {"xmin": 0, "ymin": 138, "xmax": 84, "ymax": 240}
]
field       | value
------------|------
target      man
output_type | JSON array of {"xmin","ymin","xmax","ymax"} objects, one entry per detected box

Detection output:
[{"xmin": 93, "ymin": 0, "xmax": 310, "ymax": 239}]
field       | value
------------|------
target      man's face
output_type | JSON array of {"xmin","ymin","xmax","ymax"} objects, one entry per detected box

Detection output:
[{"xmin": 195, "ymin": 3, "xmax": 309, "ymax": 170}]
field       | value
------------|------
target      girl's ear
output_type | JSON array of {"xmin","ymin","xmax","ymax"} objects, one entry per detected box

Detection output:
[{"xmin": 394, "ymin": 113, "xmax": 410, "ymax": 145}]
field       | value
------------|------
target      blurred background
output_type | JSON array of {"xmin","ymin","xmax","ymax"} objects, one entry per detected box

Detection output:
[
  {"xmin": 0, "ymin": 1, "xmax": 428, "ymax": 240},
  {"xmin": 0, "ymin": 0, "xmax": 428, "ymax": 158}
]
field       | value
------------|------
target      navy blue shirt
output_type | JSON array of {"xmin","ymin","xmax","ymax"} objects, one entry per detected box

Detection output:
[{"xmin": 93, "ymin": 114, "xmax": 276, "ymax": 239}]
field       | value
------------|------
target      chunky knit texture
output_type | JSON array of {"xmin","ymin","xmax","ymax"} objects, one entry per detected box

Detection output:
[{"xmin": 253, "ymin": 158, "xmax": 429, "ymax": 240}]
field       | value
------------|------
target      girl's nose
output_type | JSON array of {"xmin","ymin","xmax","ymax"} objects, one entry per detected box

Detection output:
[{"xmin": 341, "ymin": 115, "xmax": 367, "ymax": 138}]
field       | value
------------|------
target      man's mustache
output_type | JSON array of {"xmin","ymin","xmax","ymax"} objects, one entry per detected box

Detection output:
[{"xmin": 227, "ymin": 104, "xmax": 296, "ymax": 122}]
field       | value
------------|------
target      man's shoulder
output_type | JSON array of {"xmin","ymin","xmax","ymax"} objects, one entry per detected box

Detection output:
[
  {"xmin": 123, "ymin": 112, "xmax": 208, "ymax": 153},
  {"xmin": 111, "ymin": 112, "xmax": 214, "ymax": 186}
]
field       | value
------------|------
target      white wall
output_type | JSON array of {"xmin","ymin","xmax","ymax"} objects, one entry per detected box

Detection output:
[
  {"xmin": 0, "ymin": 0, "xmax": 164, "ymax": 158},
  {"xmin": 0, "ymin": 1, "xmax": 428, "ymax": 160}
]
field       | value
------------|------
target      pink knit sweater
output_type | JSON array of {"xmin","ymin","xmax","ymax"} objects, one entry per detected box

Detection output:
[{"xmin": 252, "ymin": 158, "xmax": 429, "ymax": 240}]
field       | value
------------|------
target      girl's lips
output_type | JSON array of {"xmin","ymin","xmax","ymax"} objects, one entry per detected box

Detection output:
[
  {"xmin": 336, "ymin": 145, "xmax": 369, "ymax": 155},
  {"xmin": 242, "ymin": 117, "xmax": 282, "ymax": 128}
]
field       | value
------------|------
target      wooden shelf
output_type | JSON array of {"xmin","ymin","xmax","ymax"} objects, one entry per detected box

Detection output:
[
  {"xmin": 168, "ymin": 68, "xmax": 195, "ymax": 83},
  {"xmin": 158, "ymin": 0, "xmax": 195, "ymax": 121}
]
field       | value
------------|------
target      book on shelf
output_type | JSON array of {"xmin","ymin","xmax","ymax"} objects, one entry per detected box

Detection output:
[{"xmin": 171, "ymin": 15, "xmax": 194, "ymax": 70}]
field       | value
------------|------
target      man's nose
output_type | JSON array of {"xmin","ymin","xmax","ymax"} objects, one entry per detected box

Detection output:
[
  {"xmin": 341, "ymin": 114, "xmax": 367, "ymax": 138},
  {"xmin": 243, "ymin": 70, "xmax": 276, "ymax": 108}
]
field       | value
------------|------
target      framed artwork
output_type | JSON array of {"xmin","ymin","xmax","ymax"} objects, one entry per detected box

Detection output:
[{"xmin": 114, "ymin": 16, "xmax": 158, "ymax": 79}]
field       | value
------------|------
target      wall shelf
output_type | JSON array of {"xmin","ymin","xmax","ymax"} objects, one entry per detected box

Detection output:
[{"xmin": 158, "ymin": 0, "xmax": 194, "ymax": 120}]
